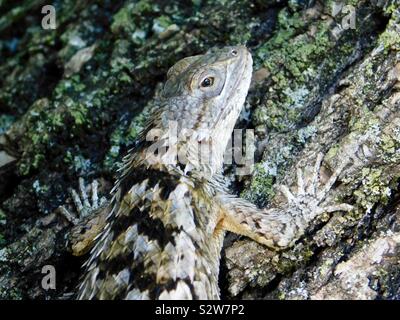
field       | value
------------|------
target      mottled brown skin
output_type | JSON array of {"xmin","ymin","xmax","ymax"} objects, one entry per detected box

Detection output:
[
  {"xmin": 73, "ymin": 46, "xmax": 352, "ymax": 300},
  {"xmin": 69, "ymin": 206, "xmax": 108, "ymax": 256}
]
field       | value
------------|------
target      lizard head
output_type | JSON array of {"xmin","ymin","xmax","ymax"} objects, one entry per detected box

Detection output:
[
  {"xmin": 162, "ymin": 46, "xmax": 252, "ymax": 128},
  {"xmin": 150, "ymin": 46, "xmax": 253, "ymax": 174}
]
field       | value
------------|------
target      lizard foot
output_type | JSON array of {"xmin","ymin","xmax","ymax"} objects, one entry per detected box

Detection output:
[
  {"xmin": 57, "ymin": 178, "xmax": 108, "ymax": 256},
  {"xmin": 278, "ymin": 153, "xmax": 353, "ymax": 222},
  {"xmin": 57, "ymin": 178, "xmax": 107, "ymax": 225}
]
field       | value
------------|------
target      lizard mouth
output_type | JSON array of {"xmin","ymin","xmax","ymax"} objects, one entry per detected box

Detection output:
[
  {"xmin": 230, "ymin": 46, "xmax": 252, "ymax": 93},
  {"xmin": 211, "ymin": 46, "xmax": 253, "ymax": 131}
]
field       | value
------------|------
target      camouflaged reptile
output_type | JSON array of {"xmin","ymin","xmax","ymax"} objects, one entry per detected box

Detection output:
[{"xmin": 59, "ymin": 46, "xmax": 353, "ymax": 300}]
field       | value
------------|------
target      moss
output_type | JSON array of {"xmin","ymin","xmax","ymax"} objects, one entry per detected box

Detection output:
[
  {"xmin": 110, "ymin": 0, "xmax": 163, "ymax": 44},
  {"xmin": 296, "ymin": 125, "xmax": 317, "ymax": 144},
  {"xmin": 242, "ymin": 120, "xmax": 317, "ymax": 207},
  {"xmin": 0, "ymin": 0, "xmax": 42, "ymax": 32},
  {"xmin": 0, "ymin": 114, "xmax": 15, "ymax": 134},
  {"xmin": 349, "ymin": 106, "xmax": 400, "ymax": 163},
  {"xmin": 0, "ymin": 0, "xmax": 398, "ymax": 300},
  {"xmin": 354, "ymin": 167, "xmax": 392, "ymax": 212},
  {"xmin": 72, "ymin": 155, "xmax": 92, "ymax": 174},
  {"xmin": 350, "ymin": 106, "xmax": 380, "ymax": 130},
  {"xmin": 104, "ymin": 125, "xmax": 127, "ymax": 171},
  {"xmin": 275, "ymin": 245, "xmax": 314, "ymax": 274},
  {"xmin": 32, "ymin": 179, "xmax": 49, "ymax": 196},
  {"xmin": 54, "ymin": 76, "xmax": 87, "ymax": 99},
  {"xmin": 152, "ymin": 15, "xmax": 173, "ymax": 34},
  {"xmin": 337, "ymin": 105, "xmax": 399, "ymax": 212},
  {"xmin": 68, "ymin": 102, "xmax": 89, "ymax": 126},
  {"xmin": 17, "ymin": 98, "xmax": 87, "ymax": 175},
  {"xmin": 379, "ymin": 133, "xmax": 397, "ymax": 155},
  {"xmin": 252, "ymin": 4, "xmax": 358, "ymax": 132},
  {"xmin": 376, "ymin": 263, "xmax": 400, "ymax": 299},
  {"xmin": 325, "ymin": 144, "xmax": 340, "ymax": 162},
  {"xmin": 378, "ymin": 9, "xmax": 400, "ymax": 52},
  {"xmin": 111, "ymin": 4, "xmax": 137, "ymax": 35},
  {"xmin": 241, "ymin": 163, "xmax": 276, "ymax": 207},
  {"xmin": 384, "ymin": 3, "xmax": 397, "ymax": 15},
  {"xmin": 16, "ymin": 99, "xmax": 62, "ymax": 175},
  {"xmin": 379, "ymin": 28, "xmax": 400, "ymax": 52},
  {"xmin": 103, "ymin": 106, "xmax": 149, "ymax": 171},
  {"xmin": 62, "ymin": 150, "xmax": 92, "ymax": 174}
]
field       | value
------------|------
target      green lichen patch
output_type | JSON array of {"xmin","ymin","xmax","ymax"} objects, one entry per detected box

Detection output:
[
  {"xmin": 354, "ymin": 167, "xmax": 392, "ymax": 212},
  {"xmin": 378, "ymin": 8, "xmax": 400, "ymax": 52},
  {"xmin": 0, "ymin": 114, "xmax": 15, "ymax": 135},
  {"xmin": 1, "ymin": 0, "xmax": 399, "ymax": 300},
  {"xmin": 252, "ymin": 5, "xmax": 359, "ymax": 132},
  {"xmin": 241, "ymin": 162, "xmax": 276, "ymax": 207},
  {"xmin": 244, "ymin": 1, "xmax": 388, "ymax": 210}
]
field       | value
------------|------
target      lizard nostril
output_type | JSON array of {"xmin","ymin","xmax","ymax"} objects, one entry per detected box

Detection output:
[{"xmin": 231, "ymin": 49, "xmax": 238, "ymax": 56}]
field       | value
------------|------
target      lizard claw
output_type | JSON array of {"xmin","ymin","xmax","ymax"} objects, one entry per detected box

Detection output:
[
  {"xmin": 56, "ymin": 178, "xmax": 109, "ymax": 256},
  {"xmin": 316, "ymin": 203, "xmax": 354, "ymax": 215},
  {"xmin": 279, "ymin": 152, "xmax": 353, "ymax": 221},
  {"xmin": 57, "ymin": 178, "xmax": 107, "ymax": 224}
]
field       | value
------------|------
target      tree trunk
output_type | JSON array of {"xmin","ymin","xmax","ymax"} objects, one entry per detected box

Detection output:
[{"xmin": 0, "ymin": 0, "xmax": 399, "ymax": 299}]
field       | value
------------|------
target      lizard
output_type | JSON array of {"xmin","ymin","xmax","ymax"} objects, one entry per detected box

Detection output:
[{"xmin": 60, "ymin": 46, "xmax": 353, "ymax": 299}]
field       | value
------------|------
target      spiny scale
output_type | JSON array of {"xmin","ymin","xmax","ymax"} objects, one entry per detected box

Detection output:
[
  {"xmin": 78, "ymin": 46, "xmax": 253, "ymax": 299},
  {"xmin": 77, "ymin": 46, "xmax": 353, "ymax": 300}
]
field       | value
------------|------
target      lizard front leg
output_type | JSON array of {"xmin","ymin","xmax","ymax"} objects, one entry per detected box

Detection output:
[
  {"xmin": 217, "ymin": 153, "xmax": 353, "ymax": 250},
  {"xmin": 57, "ymin": 178, "xmax": 109, "ymax": 256}
]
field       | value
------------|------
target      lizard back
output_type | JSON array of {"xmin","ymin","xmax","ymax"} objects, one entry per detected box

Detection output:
[{"xmin": 78, "ymin": 46, "xmax": 253, "ymax": 299}]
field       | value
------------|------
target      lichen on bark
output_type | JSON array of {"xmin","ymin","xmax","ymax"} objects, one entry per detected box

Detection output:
[{"xmin": 0, "ymin": 0, "xmax": 399, "ymax": 299}]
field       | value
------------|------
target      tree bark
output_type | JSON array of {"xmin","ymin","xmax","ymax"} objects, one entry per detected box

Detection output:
[{"xmin": 0, "ymin": 0, "xmax": 399, "ymax": 299}]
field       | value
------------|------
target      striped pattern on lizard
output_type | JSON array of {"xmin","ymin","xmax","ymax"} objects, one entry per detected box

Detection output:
[{"xmin": 60, "ymin": 46, "xmax": 353, "ymax": 299}]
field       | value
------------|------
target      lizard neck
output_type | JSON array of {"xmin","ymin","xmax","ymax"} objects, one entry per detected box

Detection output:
[{"xmin": 135, "ymin": 93, "xmax": 248, "ymax": 177}]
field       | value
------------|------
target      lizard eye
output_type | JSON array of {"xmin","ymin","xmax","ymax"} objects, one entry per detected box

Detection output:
[
  {"xmin": 201, "ymin": 77, "xmax": 214, "ymax": 87},
  {"xmin": 191, "ymin": 68, "xmax": 226, "ymax": 98}
]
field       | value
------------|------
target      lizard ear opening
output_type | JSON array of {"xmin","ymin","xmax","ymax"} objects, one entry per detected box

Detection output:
[
  {"xmin": 163, "ymin": 55, "xmax": 203, "ymax": 98},
  {"xmin": 167, "ymin": 55, "xmax": 202, "ymax": 79}
]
